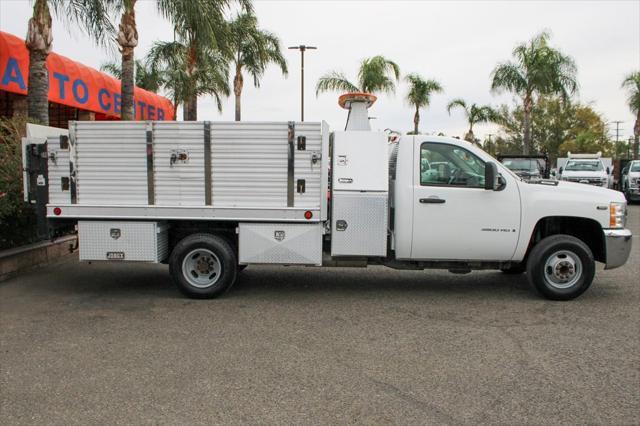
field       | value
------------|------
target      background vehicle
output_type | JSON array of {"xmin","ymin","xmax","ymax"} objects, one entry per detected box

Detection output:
[
  {"xmin": 621, "ymin": 160, "xmax": 640, "ymax": 202},
  {"xmin": 497, "ymin": 154, "xmax": 550, "ymax": 181},
  {"xmin": 557, "ymin": 152, "xmax": 612, "ymax": 188},
  {"xmin": 22, "ymin": 94, "xmax": 632, "ymax": 301}
]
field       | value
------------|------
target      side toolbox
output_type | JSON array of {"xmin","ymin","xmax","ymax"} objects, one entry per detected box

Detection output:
[
  {"xmin": 238, "ymin": 223, "xmax": 323, "ymax": 265},
  {"xmin": 78, "ymin": 221, "xmax": 169, "ymax": 262}
]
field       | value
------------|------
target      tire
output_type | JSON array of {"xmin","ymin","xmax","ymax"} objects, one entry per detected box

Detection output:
[
  {"xmin": 526, "ymin": 234, "xmax": 595, "ymax": 301},
  {"xmin": 169, "ymin": 233, "xmax": 238, "ymax": 299},
  {"xmin": 500, "ymin": 263, "xmax": 526, "ymax": 274}
]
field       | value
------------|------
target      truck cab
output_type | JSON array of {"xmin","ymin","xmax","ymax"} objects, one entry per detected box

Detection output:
[{"xmin": 387, "ymin": 134, "xmax": 631, "ymax": 299}]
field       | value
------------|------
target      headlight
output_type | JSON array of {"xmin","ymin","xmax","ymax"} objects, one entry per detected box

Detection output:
[{"xmin": 609, "ymin": 202, "xmax": 626, "ymax": 228}]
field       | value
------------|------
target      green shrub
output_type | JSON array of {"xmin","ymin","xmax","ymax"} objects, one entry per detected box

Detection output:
[{"xmin": 0, "ymin": 116, "xmax": 38, "ymax": 250}]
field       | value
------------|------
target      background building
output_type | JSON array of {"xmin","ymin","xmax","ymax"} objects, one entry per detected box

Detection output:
[{"xmin": 0, "ymin": 31, "xmax": 174, "ymax": 128}]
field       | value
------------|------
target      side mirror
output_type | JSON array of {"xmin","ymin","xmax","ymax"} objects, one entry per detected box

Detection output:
[
  {"xmin": 559, "ymin": 167, "xmax": 563, "ymax": 175},
  {"xmin": 606, "ymin": 167, "xmax": 610, "ymax": 174},
  {"xmin": 485, "ymin": 162, "xmax": 499, "ymax": 190}
]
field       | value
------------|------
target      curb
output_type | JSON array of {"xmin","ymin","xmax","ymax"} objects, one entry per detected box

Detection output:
[{"xmin": 0, "ymin": 235, "xmax": 78, "ymax": 282}]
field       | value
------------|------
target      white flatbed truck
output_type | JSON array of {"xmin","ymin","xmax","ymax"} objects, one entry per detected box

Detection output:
[{"xmin": 23, "ymin": 94, "xmax": 632, "ymax": 300}]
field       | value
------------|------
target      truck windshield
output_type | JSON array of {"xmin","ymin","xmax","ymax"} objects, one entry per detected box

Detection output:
[
  {"xmin": 631, "ymin": 162, "xmax": 640, "ymax": 172},
  {"xmin": 565, "ymin": 160, "xmax": 603, "ymax": 171}
]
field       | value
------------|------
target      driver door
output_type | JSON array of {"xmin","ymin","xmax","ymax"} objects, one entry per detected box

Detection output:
[{"xmin": 411, "ymin": 141, "xmax": 521, "ymax": 261}]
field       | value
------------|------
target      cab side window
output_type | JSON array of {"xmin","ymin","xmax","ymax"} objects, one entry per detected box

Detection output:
[{"xmin": 420, "ymin": 143, "xmax": 486, "ymax": 188}]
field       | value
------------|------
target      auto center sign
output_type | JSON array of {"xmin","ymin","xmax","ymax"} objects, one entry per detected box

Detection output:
[{"xmin": 0, "ymin": 31, "xmax": 174, "ymax": 121}]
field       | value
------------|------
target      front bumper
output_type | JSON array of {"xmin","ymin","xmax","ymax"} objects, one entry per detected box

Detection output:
[
  {"xmin": 603, "ymin": 229, "xmax": 632, "ymax": 270},
  {"xmin": 626, "ymin": 186, "xmax": 640, "ymax": 199}
]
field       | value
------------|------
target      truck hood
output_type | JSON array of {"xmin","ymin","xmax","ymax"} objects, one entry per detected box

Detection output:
[
  {"xmin": 520, "ymin": 180, "xmax": 625, "ymax": 230},
  {"xmin": 527, "ymin": 180, "xmax": 625, "ymax": 203}
]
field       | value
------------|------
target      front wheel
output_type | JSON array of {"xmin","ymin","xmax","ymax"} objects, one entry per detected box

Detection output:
[
  {"xmin": 169, "ymin": 233, "xmax": 238, "ymax": 299},
  {"xmin": 526, "ymin": 235, "xmax": 595, "ymax": 300}
]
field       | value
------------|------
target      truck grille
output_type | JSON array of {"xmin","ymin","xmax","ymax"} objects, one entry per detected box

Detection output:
[{"xmin": 565, "ymin": 177, "xmax": 606, "ymax": 186}]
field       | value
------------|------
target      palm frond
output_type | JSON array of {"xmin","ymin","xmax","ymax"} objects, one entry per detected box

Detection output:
[
  {"xmin": 230, "ymin": 12, "xmax": 287, "ymax": 88},
  {"xmin": 100, "ymin": 61, "xmax": 122, "ymax": 79},
  {"xmin": 471, "ymin": 105, "xmax": 499, "ymax": 125},
  {"xmin": 156, "ymin": 0, "xmax": 234, "ymax": 58},
  {"xmin": 621, "ymin": 71, "xmax": 640, "ymax": 114},
  {"xmin": 49, "ymin": 0, "xmax": 116, "ymax": 48},
  {"xmin": 358, "ymin": 55, "xmax": 401, "ymax": 94},
  {"xmin": 446, "ymin": 98, "xmax": 467, "ymax": 115},
  {"xmin": 315, "ymin": 72, "xmax": 359, "ymax": 96},
  {"xmin": 404, "ymin": 73, "xmax": 443, "ymax": 108},
  {"xmin": 491, "ymin": 62, "xmax": 527, "ymax": 95}
]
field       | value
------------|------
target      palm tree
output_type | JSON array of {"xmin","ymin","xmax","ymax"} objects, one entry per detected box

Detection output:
[
  {"xmin": 147, "ymin": 40, "xmax": 230, "ymax": 120},
  {"xmin": 25, "ymin": 0, "xmax": 113, "ymax": 124},
  {"xmin": 404, "ymin": 74, "xmax": 442, "ymax": 135},
  {"xmin": 316, "ymin": 55, "xmax": 400, "ymax": 96},
  {"xmin": 447, "ymin": 99, "xmax": 496, "ymax": 143},
  {"xmin": 491, "ymin": 31, "xmax": 577, "ymax": 154},
  {"xmin": 621, "ymin": 71, "xmax": 640, "ymax": 160},
  {"xmin": 156, "ymin": 0, "xmax": 252, "ymax": 120},
  {"xmin": 113, "ymin": 0, "xmax": 138, "ymax": 120},
  {"xmin": 229, "ymin": 13, "xmax": 287, "ymax": 121},
  {"xmin": 100, "ymin": 60, "xmax": 165, "ymax": 93}
]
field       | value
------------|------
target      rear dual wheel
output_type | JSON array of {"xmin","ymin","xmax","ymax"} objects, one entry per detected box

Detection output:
[{"xmin": 169, "ymin": 234, "xmax": 237, "ymax": 299}]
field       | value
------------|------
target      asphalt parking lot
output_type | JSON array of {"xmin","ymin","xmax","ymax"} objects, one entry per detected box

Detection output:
[{"xmin": 1, "ymin": 207, "xmax": 639, "ymax": 425}]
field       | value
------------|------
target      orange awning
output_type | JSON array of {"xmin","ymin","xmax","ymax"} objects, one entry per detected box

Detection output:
[{"xmin": 0, "ymin": 31, "xmax": 174, "ymax": 120}]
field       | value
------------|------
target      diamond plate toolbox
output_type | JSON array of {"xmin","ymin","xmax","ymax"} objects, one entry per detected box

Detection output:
[
  {"xmin": 78, "ymin": 221, "xmax": 169, "ymax": 262},
  {"xmin": 239, "ymin": 223, "xmax": 323, "ymax": 265},
  {"xmin": 331, "ymin": 192, "xmax": 388, "ymax": 257}
]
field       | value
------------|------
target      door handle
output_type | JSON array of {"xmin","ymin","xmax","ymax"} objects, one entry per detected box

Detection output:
[{"xmin": 419, "ymin": 197, "xmax": 446, "ymax": 204}]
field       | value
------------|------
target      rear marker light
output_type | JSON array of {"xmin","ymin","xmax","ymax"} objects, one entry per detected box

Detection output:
[
  {"xmin": 304, "ymin": 211, "xmax": 313, "ymax": 220},
  {"xmin": 53, "ymin": 207, "xmax": 62, "ymax": 216}
]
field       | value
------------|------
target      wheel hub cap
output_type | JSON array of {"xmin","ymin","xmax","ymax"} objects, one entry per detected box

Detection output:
[
  {"xmin": 182, "ymin": 249, "xmax": 222, "ymax": 289},
  {"xmin": 544, "ymin": 250, "xmax": 582, "ymax": 289}
]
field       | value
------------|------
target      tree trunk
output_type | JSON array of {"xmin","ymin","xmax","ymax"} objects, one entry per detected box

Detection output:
[
  {"xmin": 172, "ymin": 92, "xmax": 178, "ymax": 121},
  {"xmin": 25, "ymin": 0, "xmax": 52, "ymax": 125},
  {"xmin": 464, "ymin": 128, "xmax": 475, "ymax": 143},
  {"xmin": 522, "ymin": 94, "xmax": 533, "ymax": 155},
  {"xmin": 633, "ymin": 113, "xmax": 639, "ymax": 160},
  {"xmin": 183, "ymin": 41, "xmax": 198, "ymax": 121},
  {"xmin": 234, "ymin": 64, "xmax": 243, "ymax": 122},
  {"xmin": 184, "ymin": 97, "xmax": 197, "ymax": 121},
  {"xmin": 118, "ymin": 0, "xmax": 138, "ymax": 121},
  {"xmin": 413, "ymin": 106, "xmax": 420, "ymax": 134},
  {"xmin": 182, "ymin": 101, "xmax": 189, "ymax": 121}
]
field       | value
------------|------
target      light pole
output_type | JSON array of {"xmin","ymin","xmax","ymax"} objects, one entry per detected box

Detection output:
[
  {"xmin": 288, "ymin": 45, "xmax": 317, "ymax": 122},
  {"xmin": 612, "ymin": 120, "xmax": 623, "ymax": 159}
]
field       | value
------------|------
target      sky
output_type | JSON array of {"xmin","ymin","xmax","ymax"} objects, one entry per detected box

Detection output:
[{"xmin": 1, "ymin": 0, "xmax": 639, "ymax": 140}]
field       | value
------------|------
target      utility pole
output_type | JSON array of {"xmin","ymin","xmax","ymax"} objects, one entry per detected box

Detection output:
[
  {"xmin": 288, "ymin": 45, "xmax": 317, "ymax": 122},
  {"xmin": 612, "ymin": 121, "xmax": 623, "ymax": 159}
]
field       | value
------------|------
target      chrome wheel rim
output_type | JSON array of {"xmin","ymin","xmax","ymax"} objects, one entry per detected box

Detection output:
[
  {"xmin": 544, "ymin": 250, "xmax": 582, "ymax": 289},
  {"xmin": 181, "ymin": 248, "xmax": 221, "ymax": 288}
]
